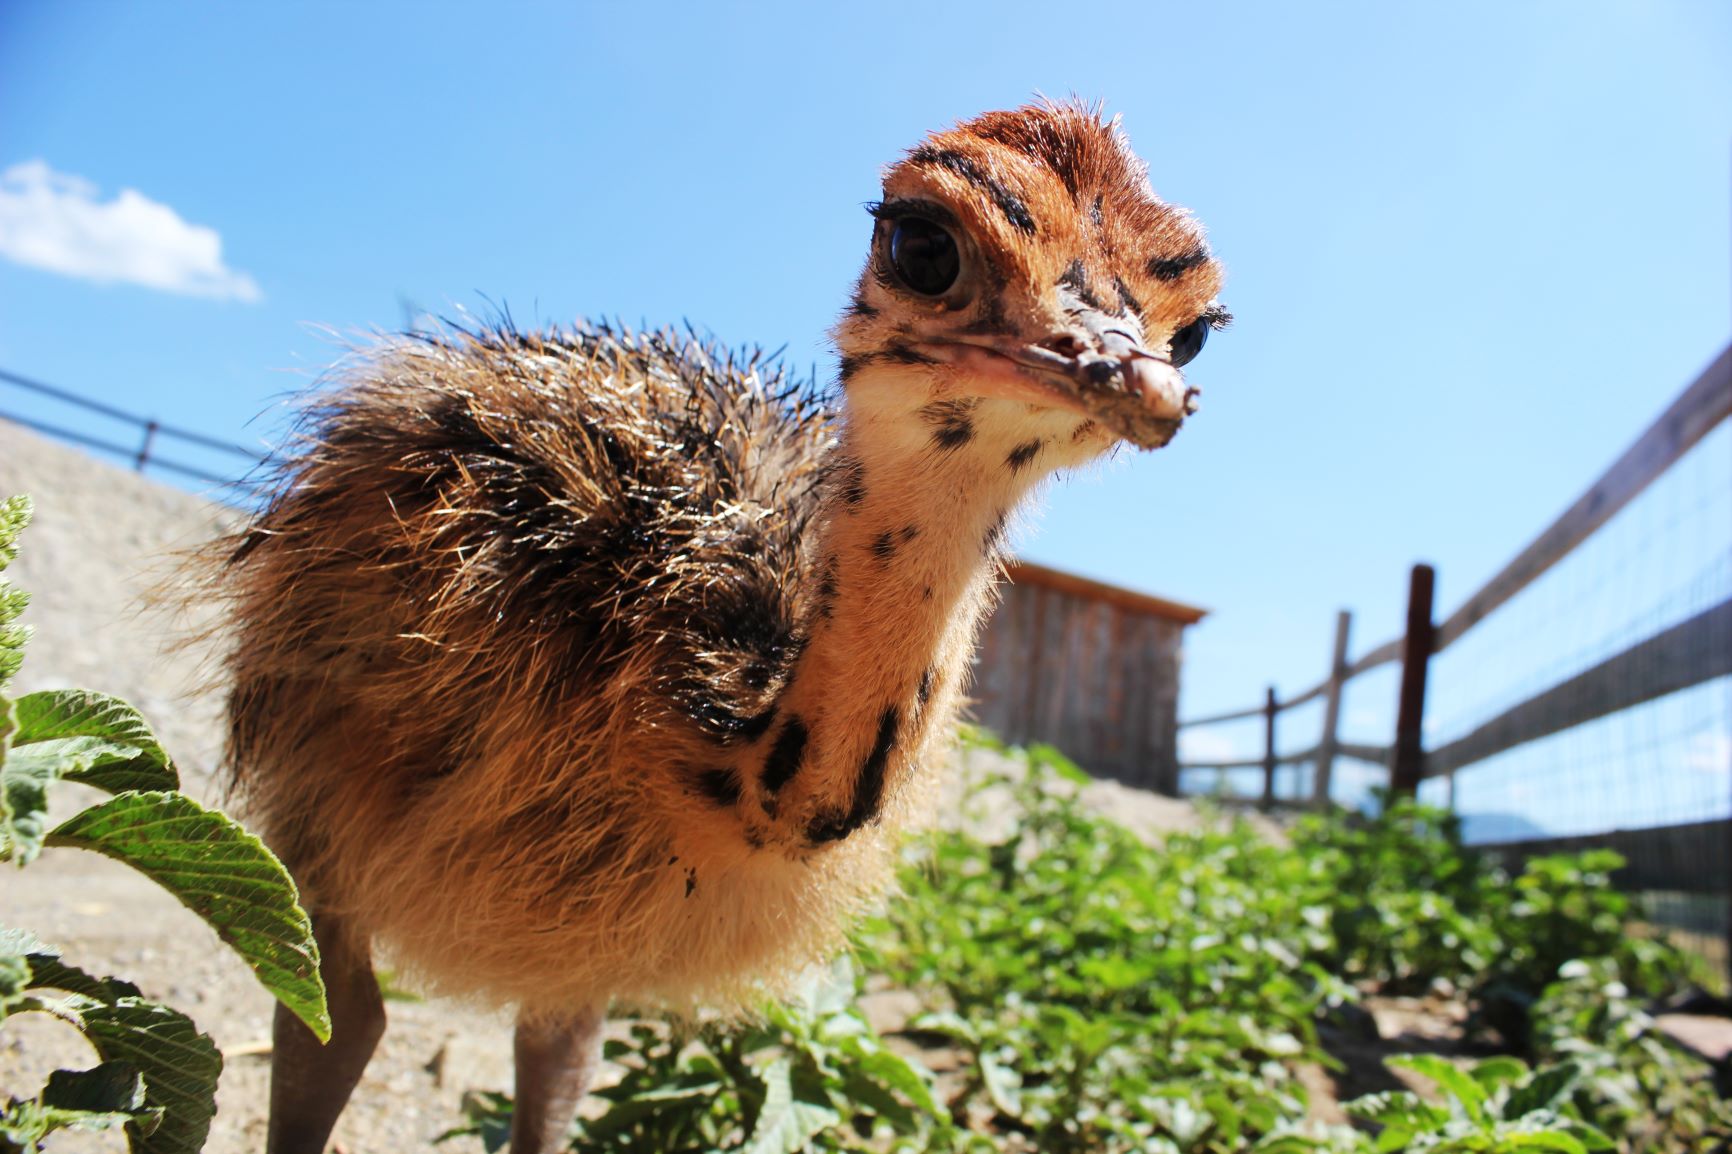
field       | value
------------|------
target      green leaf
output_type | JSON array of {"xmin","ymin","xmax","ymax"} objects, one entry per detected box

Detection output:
[
  {"xmin": 1389, "ymin": 1053, "xmax": 1487, "ymax": 1122},
  {"xmin": 1505, "ymin": 1062, "xmax": 1580, "ymax": 1120},
  {"xmin": 1566, "ymin": 1121, "xmax": 1618, "ymax": 1151},
  {"xmin": 0, "ymin": 496, "xmax": 29, "ymax": 572},
  {"xmin": 1469, "ymin": 1055, "xmax": 1529, "ymax": 1092},
  {"xmin": 740, "ymin": 1059, "xmax": 839, "ymax": 1154},
  {"xmin": 1499, "ymin": 1132, "xmax": 1587, "ymax": 1153},
  {"xmin": 16, "ymin": 942, "xmax": 144, "ymax": 1004},
  {"xmin": 40, "ymin": 1061, "xmax": 160, "ymax": 1128},
  {"xmin": 0, "ymin": 730, "xmax": 53, "ymax": 865},
  {"xmin": 1344, "ymin": 1090, "xmax": 1445, "ymax": 1129},
  {"xmin": 10, "ymin": 690, "xmax": 178, "ymax": 793},
  {"xmin": 47, "ymin": 791, "xmax": 329, "ymax": 1041},
  {"xmin": 0, "ymin": 495, "xmax": 31, "ymax": 695},
  {"xmin": 70, "ymin": 996, "xmax": 219, "ymax": 1154},
  {"xmin": 2, "ymin": 690, "xmax": 179, "ymax": 864}
]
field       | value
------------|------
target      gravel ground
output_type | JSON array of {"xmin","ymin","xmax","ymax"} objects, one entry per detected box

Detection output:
[{"xmin": 0, "ymin": 422, "xmax": 1227, "ymax": 1153}]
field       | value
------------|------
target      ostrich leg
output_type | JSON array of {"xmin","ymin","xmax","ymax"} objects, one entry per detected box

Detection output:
[
  {"xmin": 509, "ymin": 1004, "xmax": 607, "ymax": 1153},
  {"xmin": 266, "ymin": 913, "xmax": 387, "ymax": 1154}
]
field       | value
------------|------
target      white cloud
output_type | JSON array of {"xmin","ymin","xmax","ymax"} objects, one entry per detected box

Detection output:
[{"xmin": 0, "ymin": 160, "xmax": 261, "ymax": 302}]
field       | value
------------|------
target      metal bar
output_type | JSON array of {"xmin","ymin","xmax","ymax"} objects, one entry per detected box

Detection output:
[
  {"xmin": 1313, "ymin": 610, "xmax": 1352, "ymax": 806},
  {"xmin": 0, "ymin": 367, "xmax": 262, "ymax": 460},
  {"xmin": 1390, "ymin": 563, "xmax": 1436, "ymax": 796},
  {"xmin": 0, "ymin": 411, "xmax": 251, "ymax": 491},
  {"xmin": 135, "ymin": 419, "xmax": 158, "ymax": 471}
]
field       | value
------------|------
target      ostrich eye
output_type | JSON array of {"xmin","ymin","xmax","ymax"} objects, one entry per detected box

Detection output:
[
  {"xmin": 1169, "ymin": 316, "xmax": 1210, "ymax": 368},
  {"xmin": 889, "ymin": 218, "xmax": 960, "ymax": 296}
]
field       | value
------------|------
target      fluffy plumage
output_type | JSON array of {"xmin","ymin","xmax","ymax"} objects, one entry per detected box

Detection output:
[{"xmin": 214, "ymin": 100, "xmax": 1228, "ymax": 1152}]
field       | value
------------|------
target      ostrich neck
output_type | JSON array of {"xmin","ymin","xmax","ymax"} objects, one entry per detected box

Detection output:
[{"xmin": 743, "ymin": 387, "xmax": 1077, "ymax": 848}]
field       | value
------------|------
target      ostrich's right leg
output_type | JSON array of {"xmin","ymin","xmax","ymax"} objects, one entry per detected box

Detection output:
[
  {"xmin": 509, "ymin": 1004, "xmax": 607, "ymax": 1153},
  {"xmin": 265, "ymin": 912, "xmax": 386, "ymax": 1154}
]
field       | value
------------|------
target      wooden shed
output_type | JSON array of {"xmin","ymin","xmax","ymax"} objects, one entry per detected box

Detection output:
[{"xmin": 969, "ymin": 560, "xmax": 1206, "ymax": 795}]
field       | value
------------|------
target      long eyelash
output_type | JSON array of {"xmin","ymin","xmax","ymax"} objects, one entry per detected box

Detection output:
[
  {"xmin": 1202, "ymin": 304, "xmax": 1233, "ymax": 330},
  {"xmin": 867, "ymin": 197, "xmax": 961, "ymax": 228}
]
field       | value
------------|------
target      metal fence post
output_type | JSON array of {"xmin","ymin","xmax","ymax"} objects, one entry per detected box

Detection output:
[
  {"xmin": 1390, "ymin": 563, "xmax": 1436, "ymax": 796},
  {"xmin": 1260, "ymin": 686, "xmax": 1278, "ymax": 810},
  {"xmin": 1312, "ymin": 610, "xmax": 1352, "ymax": 808},
  {"xmin": 134, "ymin": 419, "xmax": 159, "ymax": 472}
]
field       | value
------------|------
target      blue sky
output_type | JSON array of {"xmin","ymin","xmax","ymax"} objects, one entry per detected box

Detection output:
[{"xmin": 1, "ymin": 2, "xmax": 1728, "ymax": 820}]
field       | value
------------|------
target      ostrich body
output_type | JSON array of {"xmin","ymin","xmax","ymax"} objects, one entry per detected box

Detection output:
[{"xmin": 220, "ymin": 103, "xmax": 1226, "ymax": 1152}]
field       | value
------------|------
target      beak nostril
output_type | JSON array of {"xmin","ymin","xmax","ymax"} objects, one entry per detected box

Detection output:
[
  {"xmin": 1083, "ymin": 360, "xmax": 1120, "ymax": 386},
  {"xmin": 1040, "ymin": 334, "xmax": 1087, "ymax": 360}
]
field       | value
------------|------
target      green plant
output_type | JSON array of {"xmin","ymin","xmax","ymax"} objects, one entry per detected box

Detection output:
[
  {"xmin": 439, "ymin": 960, "xmax": 951, "ymax": 1153},
  {"xmin": 1530, "ymin": 957, "xmax": 1732, "ymax": 1151},
  {"xmin": 1291, "ymin": 795, "xmax": 1501, "ymax": 990},
  {"xmin": 864, "ymin": 736, "xmax": 1340, "ymax": 1152},
  {"xmin": 1344, "ymin": 1053, "xmax": 1616, "ymax": 1153},
  {"xmin": 445, "ymin": 730, "xmax": 1728, "ymax": 1153},
  {"xmin": 0, "ymin": 494, "xmax": 330, "ymax": 1153}
]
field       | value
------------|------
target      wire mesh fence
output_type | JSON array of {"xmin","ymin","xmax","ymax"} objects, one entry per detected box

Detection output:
[{"xmin": 1178, "ymin": 345, "xmax": 1732, "ymax": 973}]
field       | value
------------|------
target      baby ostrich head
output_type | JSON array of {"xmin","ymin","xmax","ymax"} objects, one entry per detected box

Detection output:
[
  {"xmin": 836, "ymin": 102, "xmax": 1229, "ymax": 464},
  {"xmin": 750, "ymin": 102, "xmax": 1227, "ymax": 853}
]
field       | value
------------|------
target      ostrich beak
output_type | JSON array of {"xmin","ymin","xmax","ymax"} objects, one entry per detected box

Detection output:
[{"xmin": 929, "ymin": 301, "xmax": 1199, "ymax": 449}]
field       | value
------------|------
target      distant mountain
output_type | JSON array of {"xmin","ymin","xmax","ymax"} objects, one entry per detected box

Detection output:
[{"xmin": 1459, "ymin": 811, "xmax": 1552, "ymax": 845}]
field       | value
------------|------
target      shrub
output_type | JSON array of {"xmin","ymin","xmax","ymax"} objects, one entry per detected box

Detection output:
[{"xmin": 0, "ymin": 494, "xmax": 329, "ymax": 1153}]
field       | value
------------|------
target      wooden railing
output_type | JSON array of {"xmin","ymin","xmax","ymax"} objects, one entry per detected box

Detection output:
[{"xmin": 1180, "ymin": 343, "xmax": 1732, "ymax": 812}]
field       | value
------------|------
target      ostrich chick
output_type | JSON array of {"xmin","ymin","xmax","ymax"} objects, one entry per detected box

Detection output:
[{"xmin": 219, "ymin": 101, "xmax": 1226, "ymax": 1153}]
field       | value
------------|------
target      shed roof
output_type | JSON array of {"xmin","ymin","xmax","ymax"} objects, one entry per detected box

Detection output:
[{"xmin": 1003, "ymin": 559, "xmax": 1208, "ymax": 626}]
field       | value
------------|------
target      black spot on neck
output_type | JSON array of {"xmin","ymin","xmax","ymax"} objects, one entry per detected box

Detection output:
[
  {"xmin": 760, "ymin": 716, "xmax": 809, "ymax": 797},
  {"xmin": 917, "ymin": 667, "xmax": 935, "ymax": 706},
  {"xmin": 1090, "ymin": 195, "xmax": 1105, "ymax": 228},
  {"xmin": 1006, "ymin": 438, "xmax": 1043, "ymax": 475},
  {"xmin": 871, "ymin": 529, "xmax": 897, "ymax": 562},
  {"xmin": 920, "ymin": 399, "xmax": 977, "ymax": 452},
  {"xmin": 1147, "ymin": 246, "xmax": 1209, "ymax": 282},
  {"xmin": 831, "ymin": 456, "xmax": 866, "ymax": 509},
  {"xmin": 849, "ymin": 292, "xmax": 878, "ymax": 318},
  {"xmin": 807, "ymin": 704, "xmax": 899, "ymax": 844}
]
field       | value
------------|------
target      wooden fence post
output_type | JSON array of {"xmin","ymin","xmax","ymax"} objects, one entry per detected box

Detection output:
[
  {"xmin": 1390, "ymin": 563, "xmax": 1436, "ymax": 796},
  {"xmin": 1312, "ymin": 610, "xmax": 1352, "ymax": 808},
  {"xmin": 1260, "ymin": 686, "xmax": 1278, "ymax": 810}
]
